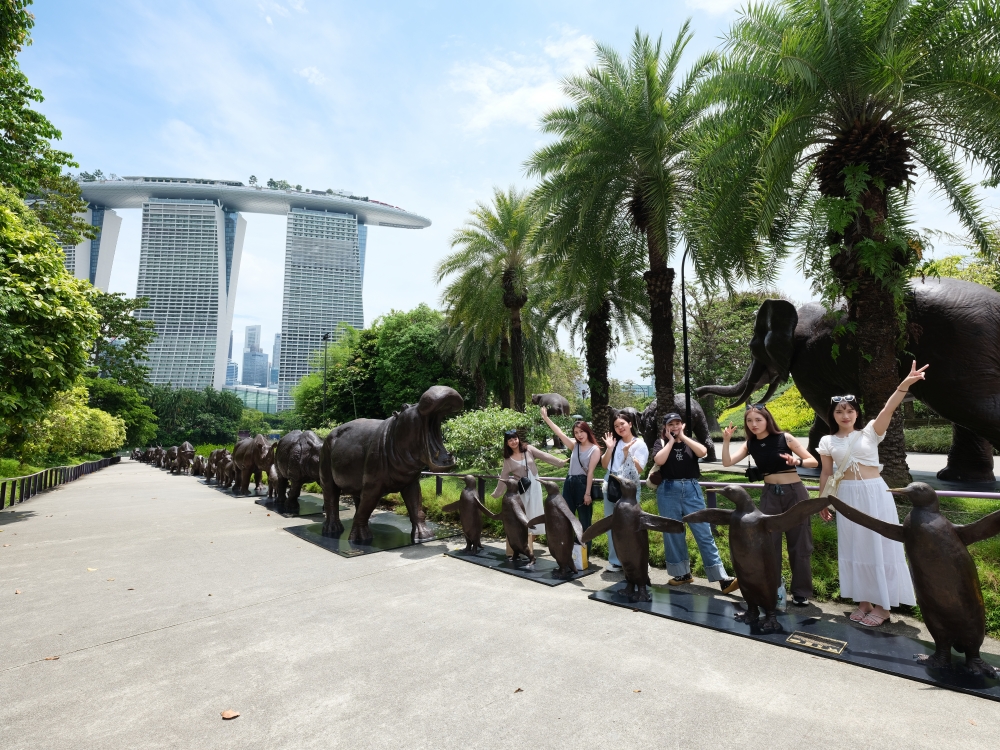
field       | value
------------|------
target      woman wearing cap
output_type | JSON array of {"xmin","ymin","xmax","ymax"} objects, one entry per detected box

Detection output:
[
  {"xmin": 600, "ymin": 410, "xmax": 649, "ymax": 572},
  {"xmin": 652, "ymin": 413, "xmax": 738, "ymax": 592},
  {"xmin": 722, "ymin": 402, "xmax": 818, "ymax": 606},
  {"xmin": 816, "ymin": 363, "xmax": 926, "ymax": 627},
  {"xmin": 540, "ymin": 407, "xmax": 600, "ymax": 546},
  {"xmin": 492, "ymin": 429, "xmax": 568, "ymax": 550}
]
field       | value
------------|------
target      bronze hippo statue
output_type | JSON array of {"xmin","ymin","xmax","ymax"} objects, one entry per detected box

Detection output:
[
  {"xmin": 191, "ymin": 455, "xmax": 205, "ymax": 476},
  {"xmin": 232, "ymin": 434, "xmax": 272, "ymax": 495},
  {"xmin": 274, "ymin": 430, "xmax": 324, "ymax": 515},
  {"xmin": 319, "ymin": 385, "xmax": 464, "ymax": 543},
  {"xmin": 173, "ymin": 441, "xmax": 195, "ymax": 474}
]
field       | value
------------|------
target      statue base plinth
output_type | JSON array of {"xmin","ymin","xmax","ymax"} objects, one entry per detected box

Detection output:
[
  {"xmin": 446, "ymin": 544, "xmax": 599, "ymax": 586},
  {"xmin": 283, "ymin": 512, "xmax": 458, "ymax": 557},
  {"xmin": 590, "ymin": 583, "xmax": 1000, "ymax": 702}
]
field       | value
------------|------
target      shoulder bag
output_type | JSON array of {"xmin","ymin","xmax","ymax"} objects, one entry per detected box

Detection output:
[
  {"xmin": 574, "ymin": 444, "xmax": 603, "ymax": 500},
  {"xmin": 516, "ymin": 453, "xmax": 531, "ymax": 495}
]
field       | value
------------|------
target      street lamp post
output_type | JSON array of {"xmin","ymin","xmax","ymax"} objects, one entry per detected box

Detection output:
[{"xmin": 680, "ymin": 244, "xmax": 693, "ymax": 436}]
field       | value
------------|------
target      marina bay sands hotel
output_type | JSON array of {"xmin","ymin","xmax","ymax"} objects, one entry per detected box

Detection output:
[{"xmin": 68, "ymin": 176, "xmax": 430, "ymax": 410}]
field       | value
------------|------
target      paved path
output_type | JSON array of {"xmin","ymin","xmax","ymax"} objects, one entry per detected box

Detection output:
[{"xmin": 2, "ymin": 462, "xmax": 998, "ymax": 749}]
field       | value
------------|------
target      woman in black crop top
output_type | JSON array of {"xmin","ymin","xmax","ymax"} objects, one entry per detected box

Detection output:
[{"xmin": 722, "ymin": 403, "xmax": 818, "ymax": 606}]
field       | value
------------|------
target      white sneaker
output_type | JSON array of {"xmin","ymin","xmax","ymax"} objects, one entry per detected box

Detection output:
[{"xmin": 607, "ymin": 563, "xmax": 622, "ymax": 572}]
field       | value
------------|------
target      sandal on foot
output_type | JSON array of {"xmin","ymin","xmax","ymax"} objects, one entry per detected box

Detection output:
[
  {"xmin": 860, "ymin": 611, "xmax": 889, "ymax": 627},
  {"xmin": 849, "ymin": 607, "xmax": 868, "ymax": 622}
]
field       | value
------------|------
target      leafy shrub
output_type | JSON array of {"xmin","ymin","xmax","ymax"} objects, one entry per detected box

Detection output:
[
  {"xmin": 442, "ymin": 405, "xmax": 577, "ymax": 472},
  {"xmin": 21, "ymin": 383, "xmax": 126, "ymax": 461},
  {"xmin": 718, "ymin": 384, "xmax": 815, "ymax": 435},
  {"xmin": 902, "ymin": 426, "xmax": 992, "ymax": 454}
]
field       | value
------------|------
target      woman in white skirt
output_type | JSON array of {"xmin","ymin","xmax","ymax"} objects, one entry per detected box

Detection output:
[
  {"xmin": 492, "ymin": 429, "xmax": 567, "ymax": 552},
  {"xmin": 818, "ymin": 362, "xmax": 927, "ymax": 627}
]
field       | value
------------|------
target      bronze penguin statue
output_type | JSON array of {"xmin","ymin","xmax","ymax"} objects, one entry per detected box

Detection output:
[
  {"xmin": 500, "ymin": 477, "xmax": 535, "ymax": 568},
  {"xmin": 829, "ymin": 482, "xmax": 1000, "ymax": 676},
  {"xmin": 685, "ymin": 486, "xmax": 828, "ymax": 633},
  {"xmin": 442, "ymin": 475, "xmax": 497, "ymax": 554},
  {"xmin": 582, "ymin": 475, "xmax": 685, "ymax": 602},
  {"xmin": 528, "ymin": 481, "xmax": 584, "ymax": 579}
]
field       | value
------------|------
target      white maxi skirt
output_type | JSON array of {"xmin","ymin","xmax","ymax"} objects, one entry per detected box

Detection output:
[
  {"xmin": 835, "ymin": 477, "xmax": 915, "ymax": 608},
  {"xmin": 521, "ymin": 471, "xmax": 545, "ymax": 535}
]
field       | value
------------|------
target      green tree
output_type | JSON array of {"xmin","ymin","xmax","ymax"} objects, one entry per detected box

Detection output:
[
  {"xmin": 85, "ymin": 376, "xmax": 157, "ymax": 448},
  {"xmin": 147, "ymin": 386, "xmax": 243, "ymax": 446},
  {"xmin": 437, "ymin": 187, "xmax": 539, "ymax": 411},
  {"xmin": 20, "ymin": 382, "xmax": 126, "ymax": 462},
  {"xmin": 535, "ymin": 215, "xmax": 648, "ymax": 438},
  {"xmin": 693, "ymin": 0, "xmax": 1000, "ymax": 484},
  {"xmin": 527, "ymin": 26, "xmax": 720, "ymax": 429},
  {"xmin": 0, "ymin": 1, "xmax": 91, "ymax": 245},
  {"xmin": 922, "ymin": 255, "xmax": 1000, "ymax": 292},
  {"xmin": 238, "ymin": 408, "xmax": 268, "ymax": 436},
  {"xmin": 87, "ymin": 291, "xmax": 156, "ymax": 390},
  {"xmin": 0, "ymin": 185, "xmax": 99, "ymax": 454}
]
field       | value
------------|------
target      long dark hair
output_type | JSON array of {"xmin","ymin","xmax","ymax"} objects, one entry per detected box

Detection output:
[
  {"xmin": 826, "ymin": 396, "xmax": 863, "ymax": 434},
  {"xmin": 572, "ymin": 420, "xmax": 597, "ymax": 447},
  {"xmin": 744, "ymin": 405, "xmax": 783, "ymax": 441},
  {"xmin": 612, "ymin": 409, "xmax": 640, "ymax": 439},
  {"xmin": 502, "ymin": 433, "xmax": 529, "ymax": 458}
]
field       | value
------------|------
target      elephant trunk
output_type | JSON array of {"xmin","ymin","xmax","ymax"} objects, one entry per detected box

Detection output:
[{"xmin": 697, "ymin": 359, "xmax": 769, "ymax": 408}]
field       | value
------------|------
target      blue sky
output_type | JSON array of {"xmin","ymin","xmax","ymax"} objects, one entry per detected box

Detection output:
[{"xmin": 21, "ymin": 0, "xmax": 992, "ymax": 381}]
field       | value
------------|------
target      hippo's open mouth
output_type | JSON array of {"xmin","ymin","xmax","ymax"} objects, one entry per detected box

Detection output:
[{"xmin": 420, "ymin": 388, "xmax": 464, "ymax": 471}]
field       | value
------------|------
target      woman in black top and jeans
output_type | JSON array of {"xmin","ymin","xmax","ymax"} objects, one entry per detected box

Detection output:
[
  {"xmin": 652, "ymin": 413, "xmax": 737, "ymax": 592},
  {"xmin": 722, "ymin": 403, "xmax": 818, "ymax": 606}
]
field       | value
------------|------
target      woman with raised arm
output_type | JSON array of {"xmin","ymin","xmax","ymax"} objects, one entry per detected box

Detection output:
[
  {"xmin": 652, "ymin": 412, "xmax": 738, "ymax": 592},
  {"xmin": 492, "ymin": 429, "xmax": 568, "ymax": 552},
  {"xmin": 816, "ymin": 363, "xmax": 926, "ymax": 627},
  {"xmin": 599, "ymin": 411, "xmax": 649, "ymax": 572},
  {"xmin": 541, "ymin": 407, "xmax": 600, "ymax": 547},
  {"xmin": 722, "ymin": 402, "xmax": 818, "ymax": 606}
]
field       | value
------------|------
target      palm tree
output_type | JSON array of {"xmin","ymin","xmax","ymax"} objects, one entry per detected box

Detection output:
[
  {"xmin": 527, "ymin": 26, "xmax": 720, "ymax": 427},
  {"xmin": 535, "ymin": 213, "xmax": 648, "ymax": 438},
  {"xmin": 436, "ymin": 188, "xmax": 549, "ymax": 410},
  {"xmin": 691, "ymin": 0, "xmax": 1000, "ymax": 484}
]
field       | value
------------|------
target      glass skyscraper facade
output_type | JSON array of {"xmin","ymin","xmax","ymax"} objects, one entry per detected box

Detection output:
[
  {"xmin": 277, "ymin": 208, "xmax": 364, "ymax": 411},
  {"xmin": 135, "ymin": 198, "xmax": 246, "ymax": 389},
  {"xmin": 270, "ymin": 333, "xmax": 281, "ymax": 387},
  {"xmin": 60, "ymin": 205, "xmax": 122, "ymax": 291}
]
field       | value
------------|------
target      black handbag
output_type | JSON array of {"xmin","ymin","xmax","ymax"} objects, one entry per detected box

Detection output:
[
  {"xmin": 516, "ymin": 454, "xmax": 531, "ymax": 494},
  {"xmin": 605, "ymin": 474, "xmax": 622, "ymax": 503},
  {"xmin": 745, "ymin": 456, "xmax": 764, "ymax": 483},
  {"xmin": 573, "ymin": 445, "xmax": 603, "ymax": 499}
]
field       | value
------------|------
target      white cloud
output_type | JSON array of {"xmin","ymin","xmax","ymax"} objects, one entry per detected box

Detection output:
[
  {"xmin": 684, "ymin": 0, "xmax": 743, "ymax": 15},
  {"xmin": 297, "ymin": 66, "xmax": 325, "ymax": 85},
  {"xmin": 449, "ymin": 28, "xmax": 594, "ymax": 131}
]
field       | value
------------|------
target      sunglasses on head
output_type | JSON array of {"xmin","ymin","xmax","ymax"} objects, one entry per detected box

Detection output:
[
  {"xmin": 831, "ymin": 395, "xmax": 857, "ymax": 404},
  {"xmin": 744, "ymin": 403, "xmax": 767, "ymax": 411},
  {"xmin": 503, "ymin": 429, "xmax": 519, "ymax": 439}
]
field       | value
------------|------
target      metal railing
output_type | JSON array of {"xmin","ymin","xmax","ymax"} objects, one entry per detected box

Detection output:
[{"xmin": 1, "ymin": 456, "xmax": 121, "ymax": 510}]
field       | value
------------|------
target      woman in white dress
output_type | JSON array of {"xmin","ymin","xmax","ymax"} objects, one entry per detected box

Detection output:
[
  {"xmin": 817, "ymin": 362, "xmax": 927, "ymax": 627},
  {"xmin": 492, "ymin": 429, "xmax": 567, "ymax": 550}
]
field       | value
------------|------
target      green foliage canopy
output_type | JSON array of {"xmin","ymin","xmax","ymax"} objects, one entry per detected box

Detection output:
[
  {"xmin": 0, "ymin": 184, "xmax": 99, "ymax": 452},
  {"xmin": 87, "ymin": 291, "xmax": 156, "ymax": 390},
  {"xmin": 85, "ymin": 376, "xmax": 157, "ymax": 448},
  {"xmin": 147, "ymin": 386, "xmax": 244, "ymax": 447}
]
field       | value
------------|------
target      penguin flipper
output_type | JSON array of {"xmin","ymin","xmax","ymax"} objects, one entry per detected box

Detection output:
[
  {"xmin": 475, "ymin": 499, "xmax": 500, "ymax": 520},
  {"xmin": 441, "ymin": 501, "xmax": 461, "ymax": 513},
  {"xmin": 683, "ymin": 509, "xmax": 732, "ymax": 525},
  {"xmin": 762, "ymin": 495, "xmax": 831, "ymax": 534},
  {"xmin": 551, "ymin": 496, "xmax": 585, "ymax": 542},
  {"xmin": 527, "ymin": 515, "xmax": 545, "ymax": 527},
  {"xmin": 957, "ymin": 507, "xmax": 1000, "ymax": 546},
  {"xmin": 581, "ymin": 514, "xmax": 614, "ymax": 544},
  {"xmin": 640, "ymin": 512, "xmax": 685, "ymax": 535},
  {"xmin": 828, "ymin": 496, "xmax": 904, "ymax": 542},
  {"xmin": 511, "ymin": 497, "xmax": 530, "ymax": 527}
]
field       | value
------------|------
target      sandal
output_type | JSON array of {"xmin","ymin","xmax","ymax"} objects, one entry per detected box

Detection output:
[
  {"xmin": 860, "ymin": 611, "xmax": 889, "ymax": 627},
  {"xmin": 849, "ymin": 607, "xmax": 868, "ymax": 622}
]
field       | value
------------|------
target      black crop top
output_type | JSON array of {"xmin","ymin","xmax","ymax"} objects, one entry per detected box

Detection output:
[{"xmin": 746, "ymin": 432, "xmax": 797, "ymax": 476}]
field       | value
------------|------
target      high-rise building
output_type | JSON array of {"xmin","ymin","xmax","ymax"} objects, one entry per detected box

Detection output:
[
  {"xmin": 241, "ymin": 324, "xmax": 269, "ymax": 386},
  {"xmin": 61, "ymin": 206, "xmax": 122, "ymax": 291},
  {"xmin": 270, "ymin": 333, "xmax": 281, "ymax": 387},
  {"xmin": 135, "ymin": 198, "xmax": 246, "ymax": 389},
  {"xmin": 277, "ymin": 208, "xmax": 364, "ymax": 410},
  {"xmin": 225, "ymin": 360, "xmax": 239, "ymax": 386},
  {"xmin": 244, "ymin": 324, "xmax": 261, "ymax": 354}
]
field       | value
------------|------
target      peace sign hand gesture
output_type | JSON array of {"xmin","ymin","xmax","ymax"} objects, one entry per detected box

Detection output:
[
  {"xmin": 899, "ymin": 361, "xmax": 929, "ymax": 391},
  {"xmin": 723, "ymin": 422, "xmax": 736, "ymax": 441}
]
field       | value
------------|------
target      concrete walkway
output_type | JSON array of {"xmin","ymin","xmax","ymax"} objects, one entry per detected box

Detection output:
[{"xmin": 2, "ymin": 462, "xmax": 998, "ymax": 749}]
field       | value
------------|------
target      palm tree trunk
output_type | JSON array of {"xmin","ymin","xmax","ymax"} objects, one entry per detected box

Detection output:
[
  {"xmin": 644, "ymin": 233, "xmax": 676, "ymax": 430},
  {"xmin": 585, "ymin": 301, "xmax": 612, "ymax": 439},
  {"xmin": 498, "ymin": 333, "xmax": 511, "ymax": 409},
  {"xmin": 834, "ymin": 187, "xmax": 910, "ymax": 486},
  {"xmin": 509, "ymin": 305, "xmax": 526, "ymax": 412},
  {"xmin": 474, "ymin": 368, "xmax": 487, "ymax": 409}
]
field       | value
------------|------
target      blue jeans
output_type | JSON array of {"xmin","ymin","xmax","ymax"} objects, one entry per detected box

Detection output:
[{"xmin": 656, "ymin": 479, "xmax": 728, "ymax": 581}]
